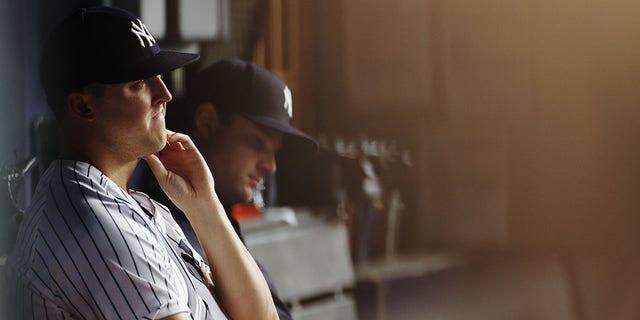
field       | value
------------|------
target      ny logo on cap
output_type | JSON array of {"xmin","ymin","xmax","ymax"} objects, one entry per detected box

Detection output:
[
  {"xmin": 131, "ymin": 19, "xmax": 156, "ymax": 48},
  {"xmin": 283, "ymin": 86, "xmax": 293, "ymax": 118}
]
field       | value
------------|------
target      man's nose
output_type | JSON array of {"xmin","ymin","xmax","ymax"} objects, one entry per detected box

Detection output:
[
  {"xmin": 258, "ymin": 153, "xmax": 277, "ymax": 176},
  {"xmin": 150, "ymin": 76, "xmax": 172, "ymax": 104}
]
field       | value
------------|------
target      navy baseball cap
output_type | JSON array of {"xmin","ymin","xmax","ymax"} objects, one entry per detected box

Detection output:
[
  {"xmin": 40, "ymin": 6, "xmax": 199, "ymax": 112},
  {"xmin": 191, "ymin": 58, "xmax": 318, "ymax": 151}
]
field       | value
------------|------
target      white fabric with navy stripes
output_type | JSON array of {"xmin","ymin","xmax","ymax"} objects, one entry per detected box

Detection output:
[{"xmin": 7, "ymin": 160, "xmax": 227, "ymax": 319}]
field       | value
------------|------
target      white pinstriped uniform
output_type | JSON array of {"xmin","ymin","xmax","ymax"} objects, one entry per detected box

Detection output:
[{"xmin": 7, "ymin": 160, "xmax": 227, "ymax": 319}]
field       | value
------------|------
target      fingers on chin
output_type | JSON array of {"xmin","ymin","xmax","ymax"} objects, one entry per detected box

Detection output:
[{"xmin": 166, "ymin": 135, "xmax": 195, "ymax": 152}]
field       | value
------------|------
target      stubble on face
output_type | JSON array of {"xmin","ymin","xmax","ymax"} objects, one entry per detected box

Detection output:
[
  {"xmin": 88, "ymin": 78, "xmax": 170, "ymax": 161},
  {"xmin": 201, "ymin": 117, "xmax": 281, "ymax": 207},
  {"xmin": 201, "ymin": 128, "xmax": 254, "ymax": 206}
]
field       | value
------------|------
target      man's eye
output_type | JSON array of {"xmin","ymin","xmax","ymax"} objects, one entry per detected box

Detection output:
[
  {"xmin": 132, "ymin": 79, "xmax": 146, "ymax": 89},
  {"xmin": 252, "ymin": 137, "xmax": 265, "ymax": 150}
]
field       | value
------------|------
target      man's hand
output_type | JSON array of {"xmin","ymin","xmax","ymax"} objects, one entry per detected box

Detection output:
[
  {"xmin": 143, "ymin": 130, "xmax": 217, "ymax": 212},
  {"xmin": 144, "ymin": 130, "xmax": 278, "ymax": 320}
]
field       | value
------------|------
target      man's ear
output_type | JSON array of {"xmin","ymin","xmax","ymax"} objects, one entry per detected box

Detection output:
[
  {"xmin": 66, "ymin": 92, "xmax": 96, "ymax": 121},
  {"xmin": 193, "ymin": 102, "xmax": 220, "ymax": 138}
]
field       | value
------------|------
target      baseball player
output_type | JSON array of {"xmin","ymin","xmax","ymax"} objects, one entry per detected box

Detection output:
[
  {"xmin": 6, "ymin": 7, "xmax": 277, "ymax": 320},
  {"xmin": 141, "ymin": 58, "xmax": 318, "ymax": 320}
]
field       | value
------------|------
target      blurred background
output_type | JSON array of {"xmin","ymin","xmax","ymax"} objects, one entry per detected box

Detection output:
[{"xmin": 3, "ymin": 0, "xmax": 640, "ymax": 319}]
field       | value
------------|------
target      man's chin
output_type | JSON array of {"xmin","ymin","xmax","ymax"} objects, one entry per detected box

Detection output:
[
  {"xmin": 238, "ymin": 188, "xmax": 255, "ymax": 205},
  {"xmin": 150, "ymin": 136, "xmax": 168, "ymax": 154},
  {"xmin": 219, "ymin": 189, "xmax": 253, "ymax": 207}
]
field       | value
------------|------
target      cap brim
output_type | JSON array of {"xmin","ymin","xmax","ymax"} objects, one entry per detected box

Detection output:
[
  {"xmin": 105, "ymin": 50, "xmax": 200, "ymax": 84},
  {"xmin": 243, "ymin": 114, "xmax": 319, "ymax": 154}
]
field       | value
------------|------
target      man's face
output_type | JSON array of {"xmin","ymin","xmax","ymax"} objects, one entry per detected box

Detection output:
[
  {"xmin": 87, "ymin": 75, "xmax": 172, "ymax": 160},
  {"xmin": 202, "ymin": 115, "xmax": 283, "ymax": 205}
]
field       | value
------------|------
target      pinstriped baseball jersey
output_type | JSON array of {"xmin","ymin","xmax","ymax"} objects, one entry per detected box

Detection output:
[{"xmin": 6, "ymin": 160, "xmax": 228, "ymax": 319}]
